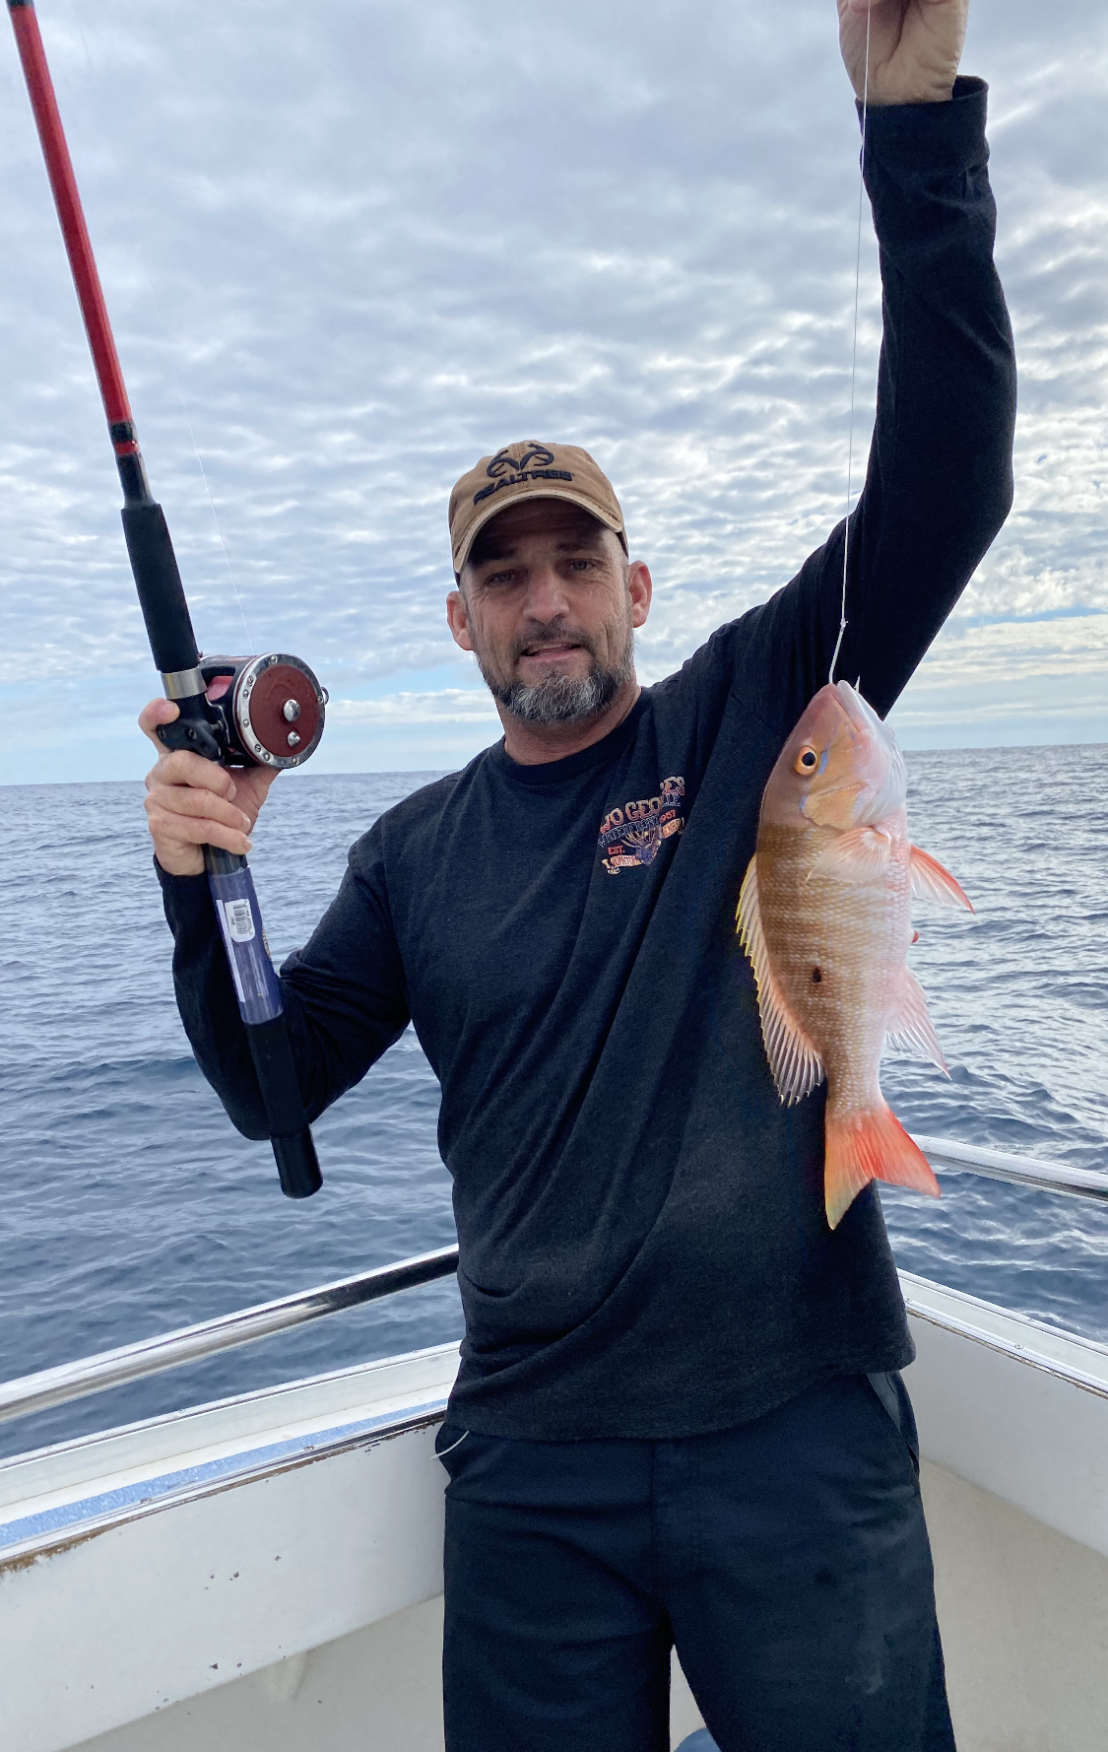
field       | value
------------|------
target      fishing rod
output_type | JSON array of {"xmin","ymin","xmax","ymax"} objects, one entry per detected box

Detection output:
[{"xmin": 7, "ymin": 0, "xmax": 324, "ymax": 1199}]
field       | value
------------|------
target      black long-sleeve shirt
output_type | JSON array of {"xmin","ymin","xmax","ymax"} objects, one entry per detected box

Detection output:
[{"xmin": 160, "ymin": 78, "xmax": 1015, "ymax": 1440}]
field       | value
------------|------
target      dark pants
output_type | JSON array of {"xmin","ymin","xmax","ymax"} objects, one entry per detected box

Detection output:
[{"xmin": 437, "ymin": 1374, "xmax": 955, "ymax": 1752}]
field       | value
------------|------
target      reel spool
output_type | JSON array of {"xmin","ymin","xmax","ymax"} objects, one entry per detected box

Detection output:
[{"xmin": 200, "ymin": 654, "xmax": 328, "ymax": 769}]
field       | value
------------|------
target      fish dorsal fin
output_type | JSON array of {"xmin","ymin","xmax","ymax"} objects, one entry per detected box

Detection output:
[
  {"xmin": 810, "ymin": 825, "xmax": 893, "ymax": 883},
  {"xmin": 909, "ymin": 845, "xmax": 974, "ymax": 911},
  {"xmin": 885, "ymin": 965, "xmax": 948, "ymax": 1074},
  {"xmin": 737, "ymin": 856, "xmax": 824, "ymax": 1105}
]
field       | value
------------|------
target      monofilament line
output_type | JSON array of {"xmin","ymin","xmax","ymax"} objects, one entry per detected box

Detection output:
[
  {"xmin": 170, "ymin": 356, "xmax": 257, "ymax": 655},
  {"xmin": 136, "ymin": 244, "xmax": 257, "ymax": 654},
  {"xmin": 828, "ymin": 1, "xmax": 871, "ymax": 687},
  {"xmin": 71, "ymin": 0, "xmax": 256, "ymax": 657}
]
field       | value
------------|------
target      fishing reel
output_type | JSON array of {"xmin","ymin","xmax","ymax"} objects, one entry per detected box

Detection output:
[
  {"xmin": 199, "ymin": 653, "xmax": 328, "ymax": 769},
  {"xmin": 159, "ymin": 653, "xmax": 328, "ymax": 770}
]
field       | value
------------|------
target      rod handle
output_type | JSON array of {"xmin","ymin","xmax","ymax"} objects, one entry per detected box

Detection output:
[
  {"xmin": 270, "ymin": 1131, "xmax": 324, "ymax": 1202},
  {"xmin": 121, "ymin": 501, "xmax": 202, "ymax": 676},
  {"xmin": 245, "ymin": 1015, "xmax": 323, "ymax": 1200}
]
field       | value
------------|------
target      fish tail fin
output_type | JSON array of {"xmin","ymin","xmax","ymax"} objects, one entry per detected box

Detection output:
[{"xmin": 823, "ymin": 1105, "xmax": 940, "ymax": 1230}]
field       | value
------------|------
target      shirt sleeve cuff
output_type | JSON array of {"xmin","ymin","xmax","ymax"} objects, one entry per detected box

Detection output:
[
  {"xmin": 861, "ymin": 75, "xmax": 989, "ymax": 177},
  {"xmin": 154, "ymin": 857, "xmax": 216, "ymax": 928}
]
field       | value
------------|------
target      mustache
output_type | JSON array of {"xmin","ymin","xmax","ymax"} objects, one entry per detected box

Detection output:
[{"xmin": 510, "ymin": 620, "xmax": 599, "ymax": 663}]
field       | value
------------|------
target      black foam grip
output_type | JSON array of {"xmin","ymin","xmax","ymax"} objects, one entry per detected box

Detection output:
[
  {"xmin": 245, "ymin": 1016, "xmax": 323, "ymax": 1199},
  {"xmin": 271, "ymin": 1131, "xmax": 323, "ymax": 1202},
  {"xmin": 121, "ymin": 501, "xmax": 200, "ymax": 675}
]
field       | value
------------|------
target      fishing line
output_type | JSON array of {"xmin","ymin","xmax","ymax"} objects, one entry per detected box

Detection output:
[
  {"xmin": 136, "ymin": 243, "xmax": 256, "ymax": 654},
  {"xmin": 59, "ymin": 0, "xmax": 91, "ymax": 70},
  {"xmin": 828, "ymin": 1, "xmax": 871, "ymax": 688},
  {"xmin": 71, "ymin": 0, "xmax": 255, "ymax": 656}
]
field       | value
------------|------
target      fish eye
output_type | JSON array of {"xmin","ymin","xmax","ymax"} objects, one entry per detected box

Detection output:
[{"xmin": 794, "ymin": 745, "xmax": 820, "ymax": 776}]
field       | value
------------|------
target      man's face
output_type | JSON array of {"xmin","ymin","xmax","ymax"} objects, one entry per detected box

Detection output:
[{"xmin": 446, "ymin": 500, "xmax": 652, "ymax": 726}]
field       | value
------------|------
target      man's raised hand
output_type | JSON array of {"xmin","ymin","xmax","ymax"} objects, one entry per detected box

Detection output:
[
  {"xmin": 839, "ymin": 0, "xmax": 969, "ymax": 107},
  {"xmin": 140, "ymin": 698, "xmax": 279, "ymax": 877}
]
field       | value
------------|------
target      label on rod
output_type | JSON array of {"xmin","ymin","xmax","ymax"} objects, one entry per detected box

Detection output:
[{"xmin": 209, "ymin": 867, "xmax": 283, "ymax": 1025}]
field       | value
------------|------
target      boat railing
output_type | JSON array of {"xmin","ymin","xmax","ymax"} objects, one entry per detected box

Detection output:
[
  {"xmin": 0, "ymin": 1244, "xmax": 461, "ymax": 1429},
  {"xmin": 2, "ymin": 1135, "xmax": 1106, "ymax": 1429}
]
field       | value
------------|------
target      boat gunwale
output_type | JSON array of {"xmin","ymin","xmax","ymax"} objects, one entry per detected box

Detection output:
[
  {"xmin": 2, "ymin": 1136, "xmax": 1106, "ymax": 1430},
  {"xmin": 0, "ymin": 1394, "xmax": 450, "ymax": 1569}
]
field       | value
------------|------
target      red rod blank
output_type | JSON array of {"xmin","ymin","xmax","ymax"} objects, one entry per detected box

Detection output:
[{"xmin": 8, "ymin": 0, "xmax": 137, "ymax": 451}]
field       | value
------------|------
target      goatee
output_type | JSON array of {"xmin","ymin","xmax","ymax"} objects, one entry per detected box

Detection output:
[{"xmin": 481, "ymin": 630, "xmax": 635, "ymax": 726}]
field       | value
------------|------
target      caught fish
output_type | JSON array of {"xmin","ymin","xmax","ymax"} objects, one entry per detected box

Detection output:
[{"xmin": 737, "ymin": 680, "xmax": 973, "ymax": 1228}]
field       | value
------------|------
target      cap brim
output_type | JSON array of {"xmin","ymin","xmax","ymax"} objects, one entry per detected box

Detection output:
[{"xmin": 454, "ymin": 488, "xmax": 625, "ymax": 574}]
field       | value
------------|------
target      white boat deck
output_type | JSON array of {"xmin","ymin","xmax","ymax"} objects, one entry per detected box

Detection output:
[{"xmin": 3, "ymin": 1276, "xmax": 1108, "ymax": 1752}]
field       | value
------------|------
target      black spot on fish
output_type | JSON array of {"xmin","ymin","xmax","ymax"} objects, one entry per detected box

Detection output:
[
  {"xmin": 815, "ymin": 1567, "xmax": 835, "ymax": 1586},
  {"xmin": 812, "ymin": 967, "xmax": 822, "ymax": 983}
]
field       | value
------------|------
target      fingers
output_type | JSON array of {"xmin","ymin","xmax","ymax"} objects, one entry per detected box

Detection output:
[
  {"xmin": 144, "ymin": 778, "xmax": 254, "ymax": 874},
  {"xmin": 139, "ymin": 696, "xmax": 255, "ymax": 874},
  {"xmin": 145, "ymin": 803, "xmax": 252, "ymax": 859},
  {"xmin": 139, "ymin": 696, "xmax": 181, "ymax": 748},
  {"xmin": 145, "ymin": 776, "xmax": 253, "ymax": 836},
  {"xmin": 139, "ymin": 699, "xmax": 243, "ymax": 798},
  {"xmin": 145, "ymin": 744, "xmax": 240, "ymax": 802},
  {"xmin": 840, "ymin": 0, "xmax": 966, "ymax": 105},
  {"xmin": 137, "ymin": 696, "xmax": 283, "ymax": 874}
]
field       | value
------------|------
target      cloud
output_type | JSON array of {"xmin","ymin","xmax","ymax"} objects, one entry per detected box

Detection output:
[
  {"xmin": 0, "ymin": 0, "xmax": 1105, "ymax": 778},
  {"xmin": 330, "ymin": 690, "xmax": 499, "ymax": 725},
  {"xmin": 890, "ymin": 612, "xmax": 1108, "ymax": 747}
]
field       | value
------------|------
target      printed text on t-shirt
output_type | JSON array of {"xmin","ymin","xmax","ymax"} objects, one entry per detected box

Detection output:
[{"xmin": 598, "ymin": 777, "xmax": 686, "ymax": 874}]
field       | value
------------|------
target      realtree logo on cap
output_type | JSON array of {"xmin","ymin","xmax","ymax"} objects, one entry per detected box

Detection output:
[
  {"xmin": 448, "ymin": 439, "xmax": 627, "ymax": 573},
  {"xmin": 473, "ymin": 445, "xmax": 573, "ymax": 505}
]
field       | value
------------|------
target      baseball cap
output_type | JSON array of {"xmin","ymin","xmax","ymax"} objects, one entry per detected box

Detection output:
[{"xmin": 449, "ymin": 441, "xmax": 627, "ymax": 574}]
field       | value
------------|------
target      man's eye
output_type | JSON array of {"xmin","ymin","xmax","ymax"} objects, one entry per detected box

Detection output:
[{"xmin": 567, "ymin": 559, "xmax": 594, "ymax": 572}]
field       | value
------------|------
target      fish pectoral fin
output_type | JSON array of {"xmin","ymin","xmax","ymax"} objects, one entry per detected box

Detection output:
[
  {"xmin": 909, "ymin": 845, "xmax": 974, "ymax": 911},
  {"xmin": 809, "ymin": 825, "xmax": 893, "ymax": 883},
  {"xmin": 737, "ymin": 856, "xmax": 824, "ymax": 1106},
  {"xmin": 885, "ymin": 966, "xmax": 948, "ymax": 1074}
]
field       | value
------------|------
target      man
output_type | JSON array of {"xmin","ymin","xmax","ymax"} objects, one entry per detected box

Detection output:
[{"xmin": 141, "ymin": 1, "xmax": 1015, "ymax": 1745}]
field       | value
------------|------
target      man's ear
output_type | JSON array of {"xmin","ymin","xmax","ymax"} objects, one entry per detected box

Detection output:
[
  {"xmin": 628, "ymin": 561, "xmax": 653, "ymax": 629},
  {"xmin": 447, "ymin": 586, "xmax": 474, "ymax": 653}
]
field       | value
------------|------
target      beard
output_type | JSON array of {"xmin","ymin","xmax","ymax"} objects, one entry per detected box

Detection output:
[{"xmin": 477, "ymin": 616, "xmax": 635, "ymax": 726}]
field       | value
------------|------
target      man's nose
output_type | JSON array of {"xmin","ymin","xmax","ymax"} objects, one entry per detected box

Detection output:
[{"xmin": 522, "ymin": 564, "xmax": 572, "ymax": 622}]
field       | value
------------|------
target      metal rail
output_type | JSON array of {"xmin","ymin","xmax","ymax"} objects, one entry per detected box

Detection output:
[
  {"xmin": 913, "ymin": 1135, "xmax": 1108, "ymax": 1204},
  {"xmin": 0, "ymin": 1245, "xmax": 459, "ymax": 1427},
  {"xmin": 2, "ymin": 1135, "xmax": 1107, "ymax": 1428}
]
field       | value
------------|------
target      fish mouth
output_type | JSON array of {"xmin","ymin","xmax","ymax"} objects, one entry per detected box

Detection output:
[
  {"xmin": 835, "ymin": 679, "xmax": 887, "ymax": 737},
  {"xmin": 806, "ymin": 679, "xmax": 897, "ymax": 823},
  {"xmin": 834, "ymin": 682, "xmax": 906, "ymax": 825}
]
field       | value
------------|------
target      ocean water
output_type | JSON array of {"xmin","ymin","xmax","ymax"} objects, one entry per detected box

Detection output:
[{"xmin": 2, "ymin": 746, "xmax": 1107, "ymax": 1460}]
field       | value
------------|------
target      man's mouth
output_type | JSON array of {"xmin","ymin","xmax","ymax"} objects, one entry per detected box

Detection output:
[{"xmin": 518, "ymin": 640, "xmax": 585, "ymax": 664}]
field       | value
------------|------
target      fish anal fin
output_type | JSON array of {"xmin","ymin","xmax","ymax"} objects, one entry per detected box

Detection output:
[
  {"xmin": 810, "ymin": 825, "xmax": 893, "ymax": 883},
  {"xmin": 737, "ymin": 856, "xmax": 824, "ymax": 1106},
  {"xmin": 824, "ymin": 1106, "xmax": 941, "ymax": 1229},
  {"xmin": 910, "ymin": 845, "xmax": 974, "ymax": 912},
  {"xmin": 885, "ymin": 966, "xmax": 948, "ymax": 1075}
]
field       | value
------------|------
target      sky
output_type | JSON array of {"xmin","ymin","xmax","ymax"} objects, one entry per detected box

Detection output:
[{"xmin": 0, "ymin": 0, "xmax": 1105, "ymax": 784}]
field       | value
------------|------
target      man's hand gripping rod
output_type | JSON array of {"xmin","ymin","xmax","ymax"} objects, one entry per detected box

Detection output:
[{"xmin": 8, "ymin": 0, "xmax": 322, "ymax": 1198}]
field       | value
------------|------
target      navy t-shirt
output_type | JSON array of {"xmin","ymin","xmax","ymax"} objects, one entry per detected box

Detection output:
[{"xmin": 160, "ymin": 79, "xmax": 1015, "ymax": 1440}]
